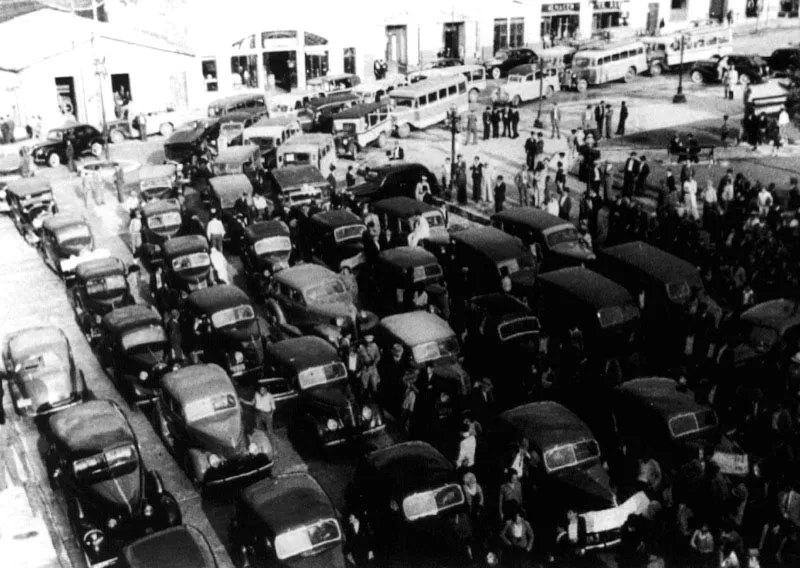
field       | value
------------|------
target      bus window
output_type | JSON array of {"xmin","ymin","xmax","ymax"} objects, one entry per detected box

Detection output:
[
  {"xmin": 417, "ymin": 96, "xmax": 427, "ymax": 107},
  {"xmin": 638, "ymin": 47, "xmax": 644, "ymax": 54},
  {"xmin": 439, "ymin": 88, "xmax": 447, "ymax": 99},
  {"xmin": 458, "ymin": 82, "xmax": 466, "ymax": 94},
  {"xmin": 612, "ymin": 53, "xmax": 620, "ymax": 61},
  {"xmin": 428, "ymin": 91, "xmax": 438, "ymax": 104},
  {"xmin": 448, "ymin": 85, "xmax": 457, "ymax": 95}
]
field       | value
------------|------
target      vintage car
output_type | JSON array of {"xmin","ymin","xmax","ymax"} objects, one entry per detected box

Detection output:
[
  {"xmin": 491, "ymin": 207, "xmax": 596, "ymax": 271},
  {"xmin": 140, "ymin": 198, "xmax": 184, "ymax": 255},
  {"xmin": 5, "ymin": 177, "xmax": 58, "ymax": 244},
  {"xmin": 40, "ymin": 213, "xmax": 110, "ymax": 281},
  {"xmin": 0, "ymin": 152, "xmax": 22, "ymax": 213},
  {"xmin": 163, "ymin": 119, "xmax": 221, "ymax": 163},
  {"xmin": 370, "ymin": 246, "xmax": 448, "ymax": 316},
  {"xmin": 120, "ymin": 525, "xmax": 218, "ymax": 568},
  {"xmin": 264, "ymin": 337, "xmax": 384, "ymax": 447},
  {"xmin": 347, "ymin": 162, "xmax": 440, "ymax": 207},
  {"xmin": 372, "ymin": 197, "xmax": 449, "ymax": 250},
  {"xmin": 498, "ymin": 64, "xmax": 561, "ymax": 105},
  {"xmin": 212, "ymin": 145, "xmax": 264, "ymax": 188},
  {"xmin": 265, "ymin": 263, "xmax": 378, "ymax": 345},
  {"xmin": 31, "ymin": 123, "xmax": 105, "ymax": 167},
  {"xmin": 181, "ymin": 285, "xmax": 268, "ymax": 382},
  {"xmin": 151, "ymin": 235, "xmax": 214, "ymax": 313},
  {"xmin": 449, "ymin": 226, "xmax": 538, "ymax": 301},
  {"xmin": 307, "ymin": 209, "xmax": 367, "ymax": 271},
  {"xmin": 242, "ymin": 116, "xmax": 301, "ymax": 169},
  {"xmin": 237, "ymin": 220, "xmax": 293, "ymax": 298},
  {"xmin": 231, "ymin": 473, "xmax": 346, "ymax": 568},
  {"xmin": 156, "ymin": 363, "xmax": 273, "ymax": 489},
  {"xmin": 484, "ymin": 47, "xmax": 538, "ymax": 79},
  {"xmin": 136, "ymin": 164, "xmax": 178, "ymax": 204},
  {"xmin": 689, "ymin": 53, "xmax": 769, "ymax": 85},
  {"xmin": 207, "ymin": 174, "xmax": 258, "ymax": 247},
  {"xmin": 45, "ymin": 400, "xmax": 182, "ymax": 567},
  {"xmin": 464, "ymin": 293, "xmax": 541, "ymax": 406},
  {"xmin": 768, "ymin": 46, "xmax": 800, "ymax": 76},
  {"xmin": 350, "ymin": 441, "xmax": 472, "ymax": 566},
  {"xmin": 307, "ymin": 73, "xmax": 361, "ymax": 96},
  {"xmin": 485, "ymin": 402, "xmax": 643, "ymax": 553},
  {"xmin": 2, "ymin": 326, "xmax": 88, "ymax": 417},
  {"xmin": 72, "ymin": 256, "xmax": 137, "ymax": 342},
  {"xmin": 275, "ymin": 133, "xmax": 337, "ymax": 174},
  {"xmin": 299, "ymin": 92, "xmax": 360, "ymax": 133},
  {"xmin": 353, "ymin": 76, "xmax": 409, "ymax": 104},
  {"xmin": 217, "ymin": 110, "xmax": 267, "ymax": 149},
  {"xmin": 536, "ymin": 267, "xmax": 641, "ymax": 363},
  {"xmin": 98, "ymin": 304, "xmax": 173, "ymax": 407},
  {"xmin": 332, "ymin": 101, "xmax": 393, "ymax": 158},
  {"xmin": 265, "ymin": 164, "xmax": 328, "ymax": 210}
]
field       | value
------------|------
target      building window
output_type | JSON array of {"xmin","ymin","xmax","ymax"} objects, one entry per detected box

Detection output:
[
  {"xmin": 509, "ymin": 18, "xmax": 524, "ymax": 48},
  {"xmin": 494, "ymin": 18, "xmax": 509, "ymax": 53},
  {"xmin": 671, "ymin": 0, "xmax": 686, "ymax": 7},
  {"xmin": 231, "ymin": 55, "xmax": 258, "ymax": 89},
  {"xmin": 343, "ymin": 48, "xmax": 356, "ymax": 75},
  {"xmin": 306, "ymin": 52, "xmax": 329, "ymax": 79},
  {"xmin": 202, "ymin": 59, "xmax": 218, "ymax": 92}
]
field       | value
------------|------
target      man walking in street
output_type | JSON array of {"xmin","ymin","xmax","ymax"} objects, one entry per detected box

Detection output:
[
  {"xmin": 635, "ymin": 155, "xmax": 650, "ymax": 196},
  {"xmin": 206, "ymin": 210, "xmax": 226, "ymax": 251},
  {"xmin": 483, "ymin": 107, "xmax": 492, "ymax": 141},
  {"xmin": 558, "ymin": 187, "xmax": 573, "ymax": 221},
  {"xmin": 65, "ymin": 138, "xmax": 76, "ymax": 173},
  {"xmin": 509, "ymin": 104, "xmax": 520, "ymax": 138},
  {"xmin": 617, "ymin": 101, "xmax": 629, "ymax": 135},
  {"xmin": 470, "ymin": 157, "xmax": 483, "ymax": 203},
  {"xmin": 137, "ymin": 112, "xmax": 147, "ymax": 142},
  {"xmin": 604, "ymin": 104, "xmax": 614, "ymax": 140},
  {"xmin": 550, "ymin": 102, "xmax": 561, "ymax": 140},
  {"xmin": 253, "ymin": 385, "xmax": 276, "ymax": 445},
  {"xmin": 524, "ymin": 132, "xmax": 536, "ymax": 169},
  {"xmin": 455, "ymin": 154, "xmax": 468, "ymax": 204},
  {"xmin": 491, "ymin": 106, "xmax": 501, "ymax": 139},
  {"xmin": 623, "ymin": 152, "xmax": 640, "ymax": 198},
  {"xmin": 493, "ymin": 175, "xmax": 506, "ymax": 213},
  {"xmin": 594, "ymin": 101, "xmax": 605, "ymax": 139},
  {"xmin": 515, "ymin": 164, "xmax": 530, "ymax": 206}
]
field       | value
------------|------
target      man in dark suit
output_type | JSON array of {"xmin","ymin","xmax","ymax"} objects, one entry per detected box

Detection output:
[
  {"xmin": 535, "ymin": 133, "xmax": 545, "ymax": 163},
  {"xmin": 494, "ymin": 175, "xmax": 506, "ymax": 213},
  {"xmin": 344, "ymin": 512, "xmax": 376, "ymax": 567},
  {"xmin": 558, "ymin": 188, "xmax": 572, "ymax": 220},
  {"xmin": 594, "ymin": 101, "xmax": 605, "ymax": 140},
  {"xmin": 509, "ymin": 105, "xmax": 520, "ymax": 138},
  {"xmin": 483, "ymin": 107, "xmax": 492, "ymax": 140},
  {"xmin": 635, "ymin": 155, "xmax": 650, "ymax": 196},
  {"xmin": 622, "ymin": 152, "xmax": 639, "ymax": 197},
  {"xmin": 617, "ymin": 101, "xmax": 629, "ymax": 135},
  {"xmin": 524, "ymin": 132, "xmax": 536, "ymax": 169},
  {"xmin": 490, "ymin": 106, "xmax": 501, "ymax": 139}
]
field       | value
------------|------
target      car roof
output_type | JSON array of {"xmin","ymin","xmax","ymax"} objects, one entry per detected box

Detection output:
[
  {"xmin": 575, "ymin": 40, "xmax": 644, "ymax": 55},
  {"xmin": 138, "ymin": 164, "xmax": 176, "ymax": 180},
  {"xmin": 615, "ymin": 377, "xmax": 705, "ymax": 421},
  {"xmin": 253, "ymin": 115, "xmax": 300, "ymax": 128},
  {"xmin": 378, "ymin": 246, "xmax": 439, "ymax": 270},
  {"xmin": 75, "ymin": 256, "xmax": 126, "ymax": 281},
  {"xmin": 141, "ymin": 198, "xmax": 181, "ymax": 217},
  {"xmin": 121, "ymin": 525, "xmax": 216, "ymax": 568},
  {"xmin": 380, "ymin": 311, "xmax": 455, "ymax": 346},
  {"xmin": 51, "ymin": 123, "xmax": 94, "ymax": 132},
  {"xmin": 162, "ymin": 363, "xmax": 234, "ymax": 406},
  {"xmin": 245, "ymin": 220, "xmax": 290, "ymax": 242},
  {"xmin": 209, "ymin": 174, "xmax": 253, "ymax": 202},
  {"xmin": 373, "ymin": 196, "xmax": 439, "ymax": 217},
  {"xmin": 507, "ymin": 64, "xmax": 538, "ymax": 75},
  {"xmin": 102, "ymin": 305, "xmax": 162, "ymax": 332},
  {"xmin": 468, "ymin": 293, "xmax": 531, "ymax": 317},
  {"xmin": 599, "ymin": 241, "xmax": 702, "ymax": 286},
  {"xmin": 334, "ymin": 102, "xmax": 389, "ymax": 120},
  {"xmin": 187, "ymin": 284, "xmax": 251, "ymax": 314},
  {"xmin": 280, "ymin": 133, "xmax": 334, "ymax": 148},
  {"xmin": 241, "ymin": 473, "xmax": 335, "ymax": 534},
  {"xmin": 311, "ymin": 209, "xmax": 364, "ymax": 229},
  {"xmin": 499, "ymin": 401, "xmax": 595, "ymax": 452},
  {"xmin": 492, "ymin": 207, "xmax": 570, "ymax": 232},
  {"xmin": 390, "ymin": 76, "xmax": 465, "ymax": 98},
  {"xmin": 307, "ymin": 92, "xmax": 360, "ymax": 110},
  {"xmin": 162, "ymin": 235, "xmax": 208, "ymax": 258},
  {"xmin": 42, "ymin": 212, "xmax": 88, "ymax": 232},
  {"xmin": 7, "ymin": 326, "xmax": 68, "ymax": 362},
  {"xmin": 274, "ymin": 263, "xmax": 338, "ymax": 291},
  {"xmin": 49, "ymin": 400, "xmax": 134, "ymax": 454},
  {"xmin": 270, "ymin": 165, "xmax": 327, "ymax": 187},
  {"xmin": 219, "ymin": 110, "xmax": 262, "ymax": 123},
  {"xmin": 363, "ymin": 441, "xmax": 453, "ymax": 495},
  {"xmin": 451, "ymin": 226, "xmax": 528, "ymax": 262},
  {"xmin": 6, "ymin": 177, "xmax": 52, "ymax": 197},
  {"xmin": 538, "ymin": 267, "xmax": 635, "ymax": 309},
  {"xmin": 266, "ymin": 337, "xmax": 340, "ymax": 373},
  {"xmin": 214, "ymin": 145, "xmax": 258, "ymax": 164},
  {"xmin": 740, "ymin": 299, "xmax": 800, "ymax": 331}
]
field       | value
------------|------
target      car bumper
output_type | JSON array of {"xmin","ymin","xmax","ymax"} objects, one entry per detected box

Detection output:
[
  {"xmin": 202, "ymin": 455, "xmax": 273, "ymax": 487},
  {"xmin": 321, "ymin": 423, "xmax": 386, "ymax": 447},
  {"xmin": 19, "ymin": 393, "xmax": 83, "ymax": 417}
]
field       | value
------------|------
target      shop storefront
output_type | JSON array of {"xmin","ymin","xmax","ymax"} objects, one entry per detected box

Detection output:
[
  {"xmin": 592, "ymin": 0, "xmax": 630, "ymax": 32},
  {"xmin": 779, "ymin": 0, "xmax": 799, "ymax": 17},
  {"xmin": 541, "ymin": 3, "xmax": 581, "ymax": 41}
]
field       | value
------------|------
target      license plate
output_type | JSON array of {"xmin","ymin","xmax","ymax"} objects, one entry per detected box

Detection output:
[
  {"xmin": 17, "ymin": 398, "xmax": 32, "ymax": 409},
  {"xmin": 231, "ymin": 363, "xmax": 246, "ymax": 373}
]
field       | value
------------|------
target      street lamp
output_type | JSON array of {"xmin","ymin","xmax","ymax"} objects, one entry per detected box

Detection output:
[
  {"xmin": 534, "ymin": 58, "xmax": 545, "ymax": 129},
  {"xmin": 93, "ymin": 56, "xmax": 111, "ymax": 160},
  {"xmin": 673, "ymin": 34, "xmax": 687, "ymax": 104},
  {"xmin": 446, "ymin": 105, "xmax": 459, "ymax": 200}
]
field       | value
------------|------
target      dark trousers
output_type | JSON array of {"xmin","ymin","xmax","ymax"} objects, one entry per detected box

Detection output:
[
  {"xmin": 472, "ymin": 177, "xmax": 482, "ymax": 201},
  {"xmin": 596, "ymin": 120, "xmax": 604, "ymax": 138},
  {"xmin": 617, "ymin": 118, "xmax": 626, "ymax": 135},
  {"xmin": 492, "ymin": 123, "xmax": 499, "ymax": 138},
  {"xmin": 495, "ymin": 199, "xmax": 504, "ymax": 213},
  {"xmin": 502, "ymin": 120, "xmax": 510, "ymax": 137},
  {"xmin": 511, "ymin": 120, "xmax": 519, "ymax": 138},
  {"xmin": 457, "ymin": 181, "xmax": 467, "ymax": 204},
  {"xmin": 483, "ymin": 124, "xmax": 490, "ymax": 140},
  {"xmin": 526, "ymin": 153, "xmax": 534, "ymax": 169}
]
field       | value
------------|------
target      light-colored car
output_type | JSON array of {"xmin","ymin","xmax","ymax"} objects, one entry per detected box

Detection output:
[
  {"xmin": 499, "ymin": 64, "xmax": 561, "ymax": 105},
  {"xmin": 141, "ymin": 108, "xmax": 207, "ymax": 138}
]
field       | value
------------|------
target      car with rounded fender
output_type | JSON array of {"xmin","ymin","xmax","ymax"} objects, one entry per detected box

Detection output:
[
  {"xmin": 72, "ymin": 256, "xmax": 138, "ymax": 343},
  {"xmin": 151, "ymin": 235, "xmax": 215, "ymax": 313},
  {"xmin": 136, "ymin": 164, "xmax": 179, "ymax": 204},
  {"xmin": 5, "ymin": 177, "xmax": 58, "ymax": 245},
  {"xmin": 689, "ymin": 53, "xmax": 769, "ymax": 85},
  {"xmin": 156, "ymin": 363, "xmax": 273, "ymax": 489},
  {"xmin": 40, "ymin": 213, "xmax": 110, "ymax": 282},
  {"xmin": 237, "ymin": 220, "xmax": 293, "ymax": 299},
  {"xmin": 370, "ymin": 246, "xmax": 448, "ymax": 317},
  {"xmin": 307, "ymin": 209, "xmax": 367, "ymax": 271},
  {"xmin": 207, "ymin": 174, "xmax": 259, "ymax": 247},
  {"xmin": 212, "ymin": 145, "xmax": 264, "ymax": 190},
  {"xmin": 140, "ymin": 198, "xmax": 184, "ymax": 261},
  {"xmin": 484, "ymin": 47, "xmax": 538, "ymax": 79},
  {"xmin": 230, "ymin": 472, "xmax": 347, "ymax": 568},
  {"xmin": 2, "ymin": 326, "xmax": 89, "ymax": 417},
  {"xmin": 497, "ymin": 64, "xmax": 561, "ymax": 105},
  {"xmin": 45, "ymin": 400, "xmax": 182, "ymax": 568},
  {"xmin": 164, "ymin": 119, "xmax": 221, "ymax": 163},
  {"xmin": 31, "ymin": 123, "xmax": 105, "ymax": 167},
  {"xmin": 372, "ymin": 197, "xmax": 449, "ymax": 251},
  {"xmin": 120, "ymin": 525, "xmax": 219, "ymax": 568},
  {"xmin": 346, "ymin": 162, "xmax": 439, "ymax": 208}
]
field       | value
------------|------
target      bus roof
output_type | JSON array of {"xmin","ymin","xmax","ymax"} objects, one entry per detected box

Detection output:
[
  {"xmin": 574, "ymin": 40, "xmax": 645, "ymax": 56},
  {"xmin": 389, "ymin": 75, "xmax": 465, "ymax": 98}
]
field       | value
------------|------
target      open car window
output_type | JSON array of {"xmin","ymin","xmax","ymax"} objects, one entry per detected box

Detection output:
[
  {"xmin": 121, "ymin": 326, "xmax": 167, "ymax": 351},
  {"xmin": 544, "ymin": 439, "xmax": 600, "ymax": 473},
  {"xmin": 254, "ymin": 236, "xmax": 291, "ymax": 256},
  {"xmin": 297, "ymin": 362, "xmax": 347, "ymax": 389},
  {"xmin": 73, "ymin": 443, "xmax": 138, "ymax": 481},
  {"xmin": 669, "ymin": 409, "xmax": 718, "ymax": 438},
  {"xmin": 411, "ymin": 336, "xmax": 459, "ymax": 364},
  {"xmin": 402, "ymin": 483, "xmax": 465, "ymax": 521},
  {"xmin": 274, "ymin": 518, "xmax": 341, "ymax": 561},
  {"xmin": 172, "ymin": 252, "xmax": 210, "ymax": 271},
  {"xmin": 183, "ymin": 393, "xmax": 238, "ymax": 423},
  {"xmin": 210, "ymin": 304, "xmax": 255, "ymax": 329},
  {"xmin": 148, "ymin": 212, "xmax": 182, "ymax": 229},
  {"xmin": 86, "ymin": 275, "xmax": 127, "ymax": 295}
]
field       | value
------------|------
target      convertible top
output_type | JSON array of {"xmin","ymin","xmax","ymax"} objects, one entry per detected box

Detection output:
[
  {"xmin": 241, "ymin": 473, "xmax": 336, "ymax": 535},
  {"xmin": 266, "ymin": 337, "xmax": 340, "ymax": 374},
  {"xmin": 209, "ymin": 174, "xmax": 253, "ymax": 206},
  {"xmin": 42, "ymin": 212, "xmax": 88, "ymax": 233},
  {"xmin": 273, "ymin": 263, "xmax": 338, "ymax": 291},
  {"xmin": 49, "ymin": 400, "xmax": 134, "ymax": 455},
  {"xmin": 362, "ymin": 441, "xmax": 454, "ymax": 497},
  {"xmin": 380, "ymin": 311, "xmax": 455, "ymax": 347},
  {"xmin": 5, "ymin": 177, "xmax": 53, "ymax": 197},
  {"xmin": 244, "ymin": 220, "xmax": 290, "ymax": 243},
  {"xmin": 377, "ymin": 246, "xmax": 439, "ymax": 271},
  {"xmin": 311, "ymin": 209, "xmax": 364, "ymax": 229},
  {"xmin": 121, "ymin": 525, "xmax": 216, "ymax": 568},
  {"xmin": 500, "ymin": 401, "xmax": 596, "ymax": 453},
  {"xmin": 269, "ymin": 165, "xmax": 327, "ymax": 188},
  {"xmin": 162, "ymin": 363, "xmax": 234, "ymax": 407}
]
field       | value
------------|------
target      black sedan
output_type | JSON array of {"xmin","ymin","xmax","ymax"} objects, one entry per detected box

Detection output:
[
  {"xmin": 31, "ymin": 123, "xmax": 106, "ymax": 168},
  {"xmin": 689, "ymin": 54, "xmax": 769, "ymax": 85},
  {"xmin": 347, "ymin": 162, "xmax": 439, "ymax": 207},
  {"xmin": 484, "ymin": 47, "xmax": 538, "ymax": 80}
]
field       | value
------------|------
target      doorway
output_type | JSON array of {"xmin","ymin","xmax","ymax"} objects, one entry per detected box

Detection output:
[
  {"xmin": 647, "ymin": 3, "xmax": 661, "ymax": 33},
  {"xmin": 442, "ymin": 22, "xmax": 465, "ymax": 60},
  {"xmin": 55, "ymin": 76, "xmax": 77, "ymax": 120},
  {"xmin": 385, "ymin": 25, "xmax": 408, "ymax": 74},
  {"xmin": 263, "ymin": 51, "xmax": 297, "ymax": 92},
  {"xmin": 110, "ymin": 73, "xmax": 131, "ymax": 118}
]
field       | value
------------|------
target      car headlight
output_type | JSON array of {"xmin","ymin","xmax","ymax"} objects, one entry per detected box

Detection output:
[
  {"xmin": 361, "ymin": 406, "xmax": 373, "ymax": 421},
  {"xmin": 263, "ymin": 269, "xmax": 271, "ymax": 277},
  {"xmin": 138, "ymin": 371, "xmax": 148, "ymax": 382},
  {"xmin": 143, "ymin": 504, "xmax": 154, "ymax": 517},
  {"xmin": 248, "ymin": 442, "xmax": 259, "ymax": 455},
  {"xmin": 486, "ymin": 552, "xmax": 499, "ymax": 566},
  {"xmin": 32, "ymin": 217, "xmax": 44, "ymax": 229},
  {"xmin": 358, "ymin": 310, "xmax": 368, "ymax": 320},
  {"xmin": 94, "ymin": 315, "xmax": 102, "ymax": 324},
  {"xmin": 326, "ymin": 418, "xmax": 339, "ymax": 431},
  {"xmin": 333, "ymin": 317, "xmax": 346, "ymax": 327},
  {"xmin": 208, "ymin": 453, "xmax": 222, "ymax": 468},
  {"xmin": 234, "ymin": 351, "xmax": 244, "ymax": 364},
  {"xmin": 107, "ymin": 518, "xmax": 118, "ymax": 529}
]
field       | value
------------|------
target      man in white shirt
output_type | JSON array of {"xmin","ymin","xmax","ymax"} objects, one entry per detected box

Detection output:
[
  {"xmin": 209, "ymin": 245, "xmax": 230, "ymax": 284},
  {"xmin": 254, "ymin": 386, "xmax": 276, "ymax": 444},
  {"xmin": 206, "ymin": 211, "xmax": 226, "ymax": 251},
  {"xmin": 456, "ymin": 423, "xmax": 476, "ymax": 470}
]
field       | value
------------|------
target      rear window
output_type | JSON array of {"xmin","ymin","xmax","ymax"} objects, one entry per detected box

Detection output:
[
  {"xmin": 598, "ymin": 305, "xmax": 639, "ymax": 328},
  {"xmin": 666, "ymin": 280, "xmax": 691, "ymax": 303},
  {"xmin": 498, "ymin": 316, "xmax": 540, "ymax": 341},
  {"xmin": 668, "ymin": 409, "xmax": 718, "ymax": 438}
]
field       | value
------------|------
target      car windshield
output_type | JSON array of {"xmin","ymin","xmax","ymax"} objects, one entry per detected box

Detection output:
[
  {"xmin": 666, "ymin": 280, "xmax": 691, "ymax": 303},
  {"xmin": 496, "ymin": 255, "xmax": 535, "ymax": 276},
  {"xmin": 498, "ymin": 317, "xmax": 540, "ymax": 342},
  {"xmin": 254, "ymin": 236, "xmax": 291, "ymax": 256},
  {"xmin": 274, "ymin": 518, "xmax": 341, "ymax": 561},
  {"xmin": 411, "ymin": 336, "xmax": 460, "ymax": 363},
  {"xmin": 183, "ymin": 393, "xmax": 238, "ymax": 423},
  {"xmin": 73, "ymin": 444, "xmax": 138, "ymax": 482},
  {"xmin": 669, "ymin": 409, "xmax": 718, "ymax": 438},
  {"xmin": 573, "ymin": 56, "xmax": 591, "ymax": 68},
  {"xmin": 423, "ymin": 212, "xmax": 445, "ymax": 228},
  {"xmin": 85, "ymin": 274, "xmax": 127, "ymax": 296},
  {"xmin": 210, "ymin": 305, "xmax": 255, "ymax": 329},
  {"xmin": 148, "ymin": 212, "xmax": 182, "ymax": 229},
  {"xmin": 220, "ymin": 124, "xmax": 242, "ymax": 136},
  {"xmin": 247, "ymin": 136, "xmax": 275, "ymax": 149},
  {"xmin": 56, "ymin": 224, "xmax": 91, "ymax": 244},
  {"xmin": 544, "ymin": 439, "xmax": 601, "ymax": 473},
  {"xmin": 172, "ymin": 252, "xmax": 210, "ymax": 272},
  {"xmin": 412, "ymin": 263, "xmax": 443, "ymax": 283},
  {"xmin": 333, "ymin": 224, "xmax": 365, "ymax": 243},
  {"xmin": 746, "ymin": 324, "xmax": 779, "ymax": 351},
  {"xmin": 402, "ymin": 484, "xmax": 465, "ymax": 521},
  {"xmin": 20, "ymin": 351, "xmax": 66, "ymax": 374},
  {"xmin": 546, "ymin": 227, "xmax": 579, "ymax": 247},
  {"xmin": 121, "ymin": 326, "xmax": 167, "ymax": 351},
  {"xmin": 282, "ymin": 152, "xmax": 310, "ymax": 165},
  {"xmin": 305, "ymin": 279, "xmax": 350, "ymax": 304},
  {"xmin": 216, "ymin": 162, "xmax": 243, "ymax": 175},
  {"xmin": 598, "ymin": 305, "xmax": 639, "ymax": 328},
  {"xmin": 46, "ymin": 130, "xmax": 65, "ymax": 142},
  {"xmin": 338, "ymin": 122, "xmax": 358, "ymax": 134},
  {"xmin": 298, "ymin": 362, "xmax": 348, "ymax": 389}
]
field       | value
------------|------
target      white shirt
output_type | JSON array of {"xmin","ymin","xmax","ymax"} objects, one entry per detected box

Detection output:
[
  {"xmin": 456, "ymin": 434, "xmax": 476, "ymax": 468},
  {"xmin": 255, "ymin": 390, "xmax": 276, "ymax": 413},
  {"xmin": 209, "ymin": 247, "xmax": 230, "ymax": 284},
  {"xmin": 779, "ymin": 110, "xmax": 790, "ymax": 127},
  {"xmin": 757, "ymin": 190, "xmax": 773, "ymax": 208},
  {"xmin": 206, "ymin": 217, "xmax": 226, "ymax": 238},
  {"xmin": 546, "ymin": 198, "xmax": 560, "ymax": 216}
]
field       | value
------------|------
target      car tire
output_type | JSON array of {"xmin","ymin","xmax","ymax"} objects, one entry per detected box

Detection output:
[
  {"xmin": 690, "ymin": 70, "xmax": 704, "ymax": 84},
  {"xmin": 739, "ymin": 74, "xmax": 751, "ymax": 86},
  {"xmin": 109, "ymin": 129, "xmax": 125, "ymax": 144},
  {"xmin": 159, "ymin": 123, "xmax": 174, "ymax": 137},
  {"xmin": 47, "ymin": 153, "xmax": 61, "ymax": 168},
  {"xmin": 491, "ymin": 67, "xmax": 502, "ymax": 80},
  {"xmin": 545, "ymin": 85, "xmax": 555, "ymax": 98},
  {"xmin": 512, "ymin": 95, "xmax": 522, "ymax": 106},
  {"xmin": 90, "ymin": 141, "xmax": 103, "ymax": 157},
  {"xmin": 376, "ymin": 132, "xmax": 387, "ymax": 148},
  {"xmin": 576, "ymin": 79, "xmax": 588, "ymax": 93},
  {"xmin": 623, "ymin": 67, "xmax": 636, "ymax": 83},
  {"xmin": 649, "ymin": 62, "xmax": 663, "ymax": 76},
  {"xmin": 396, "ymin": 123, "xmax": 411, "ymax": 139}
]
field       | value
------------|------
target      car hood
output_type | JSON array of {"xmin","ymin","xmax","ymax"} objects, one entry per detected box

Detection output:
[
  {"xmin": 345, "ymin": 181, "xmax": 381, "ymax": 200},
  {"xmin": 32, "ymin": 140, "xmax": 59, "ymax": 154},
  {"xmin": 309, "ymin": 301, "xmax": 358, "ymax": 321},
  {"xmin": 302, "ymin": 383, "xmax": 354, "ymax": 409},
  {"xmin": 89, "ymin": 469, "xmax": 142, "ymax": 514},
  {"xmin": 550, "ymin": 242, "xmax": 596, "ymax": 262},
  {"xmin": 22, "ymin": 369, "xmax": 76, "ymax": 410},
  {"xmin": 282, "ymin": 543, "xmax": 346, "ymax": 568},
  {"xmin": 552, "ymin": 462, "xmax": 616, "ymax": 511},
  {"xmin": 187, "ymin": 418, "xmax": 246, "ymax": 459}
]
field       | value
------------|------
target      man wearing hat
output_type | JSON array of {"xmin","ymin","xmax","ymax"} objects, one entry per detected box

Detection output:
[
  {"xmin": 206, "ymin": 210, "xmax": 226, "ymax": 251},
  {"xmin": 357, "ymin": 335, "xmax": 381, "ymax": 399},
  {"xmin": 327, "ymin": 164, "xmax": 339, "ymax": 207},
  {"xmin": 415, "ymin": 174, "xmax": 430, "ymax": 202}
]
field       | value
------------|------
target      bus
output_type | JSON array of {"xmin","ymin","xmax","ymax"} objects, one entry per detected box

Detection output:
[
  {"xmin": 569, "ymin": 41, "xmax": 648, "ymax": 92},
  {"xmin": 208, "ymin": 92, "xmax": 267, "ymax": 118},
  {"xmin": 388, "ymin": 75, "xmax": 469, "ymax": 138},
  {"xmin": 407, "ymin": 64, "xmax": 487, "ymax": 102},
  {"xmin": 643, "ymin": 29, "xmax": 732, "ymax": 76}
]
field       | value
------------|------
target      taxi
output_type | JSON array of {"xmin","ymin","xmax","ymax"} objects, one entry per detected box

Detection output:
[
  {"xmin": 40, "ymin": 213, "xmax": 110, "ymax": 282},
  {"xmin": 307, "ymin": 209, "xmax": 367, "ymax": 271},
  {"xmin": 237, "ymin": 220, "xmax": 293, "ymax": 298},
  {"xmin": 372, "ymin": 197, "xmax": 449, "ymax": 251},
  {"xmin": 151, "ymin": 235, "xmax": 214, "ymax": 313},
  {"xmin": 72, "ymin": 256, "xmax": 137, "ymax": 343},
  {"xmin": 5, "ymin": 177, "xmax": 57, "ymax": 244},
  {"xmin": 140, "ymin": 198, "xmax": 184, "ymax": 258},
  {"xmin": 370, "ymin": 246, "xmax": 448, "ymax": 317},
  {"xmin": 207, "ymin": 174, "xmax": 258, "ymax": 246},
  {"xmin": 212, "ymin": 145, "xmax": 263, "ymax": 191},
  {"xmin": 265, "ymin": 164, "xmax": 328, "ymax": 210},
  {"xmin": 276, "ymin": 133, "xmax": 337, "ymax": 174},
  {"xmin": 498, "ymin": 64, "xmax": 561, "ymax": 105},
  {"xmin": 136, "ymin": 164, "xmax": 178, "ymax": 204},
  {"xmin": 242, "ymin": 116, "xmax": 301, "ymax": 169}
]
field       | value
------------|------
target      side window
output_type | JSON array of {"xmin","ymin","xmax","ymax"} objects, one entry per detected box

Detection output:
[
  {"xmin": 418, "ymin": 96, "xmax": 427, "ymax": 107},
  {"xmin": 428, "ymin": 91, "xmax": 438, "ymax": 104},
  {"xmin": 439, "ymin": 88, "xmax": 447, "ymax": 99},
  {"xmin": 458, "ymin": 82, "xmax": 466, "ymax": 94},
  {"xmin": 448, "ymin": 85, "xmax": 457, "ymax": 95},
  {"xmin": 611, "ymin": 53, "xmax": 620, "ymax": 62}
]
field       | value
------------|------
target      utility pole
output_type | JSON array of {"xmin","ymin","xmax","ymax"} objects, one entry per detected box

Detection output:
[
  {"xmin": 446, "ymin": 105, "xmax": 458, "ymax": 200},
  {"xmin": 534, "ymin": 58, "xmax": 545, "ymax": 128},
  {"xmin": 673, "ymin": 34, "xmax": 686, "ymax": 104}
]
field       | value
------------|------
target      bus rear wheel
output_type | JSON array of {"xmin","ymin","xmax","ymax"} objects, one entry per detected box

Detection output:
[
  {"xmin": 396, "ymin": 124, "xmax": 411, "ymax": 139},
  {"xmin": 623, "ymin": 67, "xmax": 636, "ymax": 83},
  {"xmin": 649, "ymin": 62, "xmax": 663, "ymax": 76}
]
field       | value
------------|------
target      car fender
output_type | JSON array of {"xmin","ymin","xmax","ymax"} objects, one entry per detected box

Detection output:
[
  {"xmin": 312, "ymin": 323, "xmax": 342, "ymax": 346},
  {"xmin": 187, "ymin": 447, "xmax": 209, "ymax": 482},
  {"xmin": 248, "ymin": 428, "xmax": 273, "ymax": 458}
]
